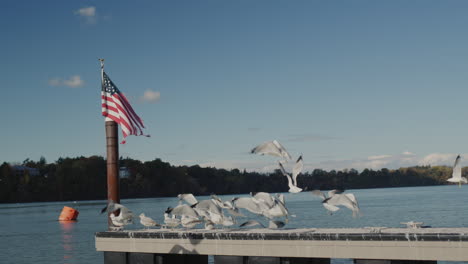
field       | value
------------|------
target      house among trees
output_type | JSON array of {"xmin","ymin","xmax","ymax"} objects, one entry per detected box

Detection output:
[
  {"xmin": 11, "ymin": 165, "xmax": 40, "ymax": 177},
  {"xmin": 119, "ymin": 167, "xmax": 130, "ymax": 179}
]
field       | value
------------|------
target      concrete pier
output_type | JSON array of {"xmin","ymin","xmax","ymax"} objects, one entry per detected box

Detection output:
[{"xmin": 95, "ymin": 227, "xmax": 468, "ymax": 263}]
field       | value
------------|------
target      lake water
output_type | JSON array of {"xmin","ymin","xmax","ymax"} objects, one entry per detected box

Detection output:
[{"xmin": 1, "ymin": 185, "xmax": 468, "ymax": 264}]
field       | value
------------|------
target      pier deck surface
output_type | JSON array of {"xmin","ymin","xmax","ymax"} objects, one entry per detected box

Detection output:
[{"xmin": 96, "ymin": 227, "xmax": 468, "ymax": 261}]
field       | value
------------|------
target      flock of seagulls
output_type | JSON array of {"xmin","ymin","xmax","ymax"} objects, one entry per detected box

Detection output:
[{"xmin": 101, "ymin": 140, "xmax": 465, "ymax": 231}]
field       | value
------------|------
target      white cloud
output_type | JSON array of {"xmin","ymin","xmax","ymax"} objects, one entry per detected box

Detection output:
[
  {"xmin": 141, "ymin": 90, "xmax": 161, "ymax": 103},
  {"xmin": 368, "ymin": 154, "xmax": 392, "ymax": 160},
  {"xmin": 63, "ymin": 75, "xmax": 84, "ymax": 88},
  {"xmin": 418, "ymin": 153, "xmax": 459, "ymax": 167},
  {"xmin": 48, "ymin": 75, "xmax": 84, "ymax": 88},
  {"xmin": 174, "ymin": 152, "xmax": 467, "ymax": 173},
  {"xmin": 75, "ymin": 6, "xmax": 97, "ymax": 24}
]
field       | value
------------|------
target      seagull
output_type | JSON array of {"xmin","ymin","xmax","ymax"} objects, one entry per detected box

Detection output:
[
  {"xmin": 252, "ymin": 192, "xmax": 290, "ymax": 220},
  {"xmin": 240, "ymin": 220, "xmax": 265, "ymax": 228},
  {"xmin": 221, "ymin": 215, "xmax": 236, "ymax": 227},
  {"xmin": 139, "ymin": 213, "xmax": 160, "ymax": 228},
  {"xmin": 163, "ymin": 213, "xmax": 181, "ymax": 229},
  {"xmin": 110, "ymin": 213, "xmax": 131, "ymax": 230},
  {"xmin": 204, "ymin": 220, "xmax": 215, "ymax": 230},
  {"xmin": 268, "ymin": 220, "xmax": 285, "ymax": 229},
  {"xmin": 101, "ymin": 201, "xmax": 134, "ymax": 230},
  {"xmin": 181, "ymin": 215, "xmax": 203, "ymax": 229},
  {"xmin": 400, "ymin": 221, "xmax": 424, "ymax": 229},
  {"xmin": 250, "ymin": 140, "xmax": 292, "ymax": 160},
  {"xmin": 232, "ymin": 197, "xmax": 266, "ymax": 215},
  {"xmin": 211, "ymin": 194, "xmax": 246, "ymax": 217},
  {"xmin": 311, "ymin": 189, "xmax": 361, "ymax": 218},
  {"xmin": 233, "ymin": 193, "xmax": 290, "ymax": 223},
  {"xmin": 166, "ymin": 204, "xmax": 199, "ymax": 218},
  {"xmin": 447, "ymin": 155, "xmax": 467, "ymax": 187},
  {"xmin": 292, "ymin": 155, "xmax": 304, "ymax": 187},
  {"xmin": 109, "ymin": 208, "xmax": 133, "ymax": 230},
  {"xmin": 178, "ymin": 193, "xmax": 198, "ymax": 206},
  {"xmin": 278, "ymin": 158, "xmax": 303, "ymax": 193}
]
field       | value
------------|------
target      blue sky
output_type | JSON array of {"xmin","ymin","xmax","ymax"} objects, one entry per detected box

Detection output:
[{"xmin": 2, "ymin": 1, "xmax": 468, "ymax": 172}]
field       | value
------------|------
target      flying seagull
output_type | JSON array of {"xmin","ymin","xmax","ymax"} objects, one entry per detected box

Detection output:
[
  {"xmin": 106, "ymin": 203, "xmax": 134, "ymax": 230},
  {"xmin": 251, "ymin": 140, "xmax": 292, "ymax": 160},
  {"xmin": 447, "ymin": 155, "xmax": 467, "ymax": 187},
  {"xmin": 311, "ymin": 189, "xmax": 361, "ymax": 218},
  {"xmin": 278, "ymin": 157, "xmax": 303, "ymax": 193},
  {"xmin": 100, "ymin": 201, "xmax": 134, "ymax": 230}
]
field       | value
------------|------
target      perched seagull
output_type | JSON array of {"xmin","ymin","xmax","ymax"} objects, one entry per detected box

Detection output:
[
  {"xmin": 225, "ymin": 207, "xmax": 246, "ymax": 218},
  {"xmin": 178, "ymin": 193, "xmax": 198, "ymax": 206},
  {"xmin": 279, "ymin": 159, "xmax": 303, "ymax": 193},
  {"xmin": 250, "ymin": 140, "xmax": 292, "ymax": 160},
  {"xmin": 181, "ymin": 215, "xmax": 203, "ymax": 229},
  {"xmin": 447, "ymin": 155, "xmax": 467, "ymax": 187},
  {"xmin": 268, "ymin": 220, "xmax": 286, "ymax": 229},
  {"xmin": 204, "ymin": 220, "xmax": 215, "ymax": 230},
  {"xmin": 400, "ymin": 221, "xmax": 424, "ymax": 229},
  {"xmin": 240, "ymin": 220, "xmax": 265, "ymax": 228},
  {"xmin": 221, "ymin": 215, "xmax": 236, "ymax": 227},
  {"xmin": 311, "ymin": 190, "xmax": 361, "ymax": 218},
  {"xmin": 139, "ymin": 213, "xmax": 160, "ymax": 228},
  {"xmin": 166, "ymin": 204, "xmax": 199, "ymax": 218},
  {"xmin": 163, "ymin": 213, "xmax": 181, "ymax": 229}
]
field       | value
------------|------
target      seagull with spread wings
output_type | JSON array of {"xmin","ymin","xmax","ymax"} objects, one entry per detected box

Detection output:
[
  {"xmin": 250, "ymin": 140, "xmax": 292, "ymax": 160},
  {"xmin": 447, "ymin": 155, "xmax": 467, "ymax": 187},
  {"xmin": 278, "ymin": 155, "xmax": 304, "ymax": 193},
  {"xmin": 311, "ymin": 189, "xmax": 361, "ymax": 218}
]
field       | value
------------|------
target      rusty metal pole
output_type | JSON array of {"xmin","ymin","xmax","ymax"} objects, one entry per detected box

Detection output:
[
  {"xmin": 105, "ymin": 120, "xmax": 120, "ymax": 228},
  {"xmin": 100, "ymin": 59, "xmax": 120, "ymax": 230}
]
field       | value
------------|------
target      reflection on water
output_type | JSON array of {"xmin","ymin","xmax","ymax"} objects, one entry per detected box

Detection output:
[
  {"xmin": 0, "ymin": 185, "xmax": 467, "ymax": 264},
  {"xmin": 60, "ymin": 221, "xmax": 76, "ymax": 264}
]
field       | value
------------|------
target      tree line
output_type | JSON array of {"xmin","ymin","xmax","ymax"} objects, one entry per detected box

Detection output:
[{"xmin": 0, "ymin": 156, "xmax": 460, "ymax": 203}]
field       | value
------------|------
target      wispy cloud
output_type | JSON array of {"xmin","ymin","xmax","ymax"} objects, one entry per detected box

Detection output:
[
  {"xmin": 140, "ymin": 90, "xmax": 160, "ymax": 103},
  {"xmin": 48, "ymin": 75, "xmax": 84, "ymax": 88},
  {"xmin": 193, "ymin": 152, "xmax": 465, "ymax": 173},
  {"xmin": 74, "ymin": 6, "xmax": 97, "ymax": 24},
  {"xmin": 418, "ymin": 153, "xmax": 459, "ymax": 167},
  {"xmin": 286, "ymin": 133, "xmax": 337, "ymax": 143},
  {"xmin": 308, "ymin": 152, "xmax": 464, "ymax": 172}
]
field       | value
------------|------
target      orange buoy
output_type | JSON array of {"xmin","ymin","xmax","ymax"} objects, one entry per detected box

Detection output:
[{"xmin": 58, "ymin": 206, "xmax": 79, "ymax": 221}]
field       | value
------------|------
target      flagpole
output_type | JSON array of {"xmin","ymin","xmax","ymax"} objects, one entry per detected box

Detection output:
[{"xmin": 100, "ymin": 58, "xmax": 120, "ymax": 230}]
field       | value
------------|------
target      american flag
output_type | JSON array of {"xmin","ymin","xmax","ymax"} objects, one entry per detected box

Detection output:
[{"xmin": 101, "ymin": 71, "xmax": 148, "ymax": 144}]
